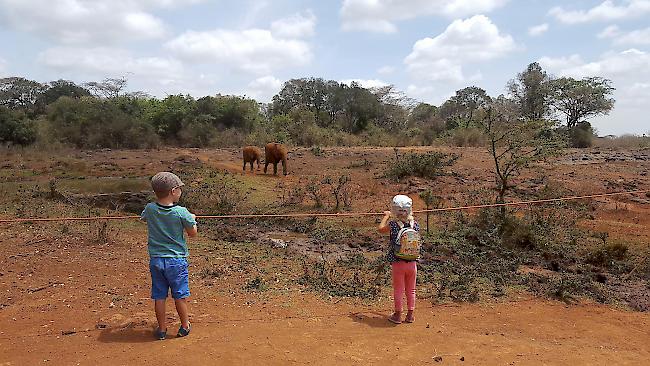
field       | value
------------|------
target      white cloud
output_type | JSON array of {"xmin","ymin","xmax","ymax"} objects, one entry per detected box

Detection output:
[
  {"xmin": 612, "ymin": 27, "xmax": 650, "ymax": 45},
  {"xmin": 598, "ymin": 25, "xmax": 621, "ymax": 39},
  {"xmin": 0, "ymin": 0, "xmax": 203, "ymax": 44},
  {"xmin": 538, "ymin": 54, "xmax": 585, "ymax": 71},
  {"xmin": 340, "ymin": 0, "xmax": 509, "ymax": 33},
  {"xmin": 377, "ymin": 66, "xmax": 395, "ymax": 75},
  {"xmin": 165, "ymin": 29, "xmax": 312, "ymax": 75},
  {"xmin": 540, "ymin": 49, "xmax": 650, "ymax": 134},
  {"xmin": 245, "ymin": 75, "xmax": 282, "ymax": 101},
  {"xmin": 404, "ymin": 15, "xmax": 515, "ymax": 82},
  {"xmin": 528, "ymin": 23, "xmax": 549, "ymax": 36},
  {"xmin": 341, "ymin": 78, "xmax": 390, "ymax": 89},
  {"xmin": 271, "ymin": 11, "xmax": 317, "ymax": 39},
  {"xmin": 549, "ymin": 0, "xmax": 650, "ymax": 24},
  {"xmin": 38, "ymin": 47, "xmax": 184, "ymax": 81}
]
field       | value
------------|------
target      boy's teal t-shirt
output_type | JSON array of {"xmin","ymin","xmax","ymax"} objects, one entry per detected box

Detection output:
[{"xmin": 141, "ymin": 202, "xmax": 196, "ymax": 258}]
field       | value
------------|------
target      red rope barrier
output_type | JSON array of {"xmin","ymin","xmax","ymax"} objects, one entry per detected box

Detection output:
[{"xmin": 0, "ymin": 189, "xmax": 648, "ymax": 224}]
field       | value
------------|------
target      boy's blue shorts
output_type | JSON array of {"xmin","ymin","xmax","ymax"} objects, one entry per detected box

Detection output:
[{"xmin": 149, "ymin": 257, "xmax": 190, "ymax": 300}]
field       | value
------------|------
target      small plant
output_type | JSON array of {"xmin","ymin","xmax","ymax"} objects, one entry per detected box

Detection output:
[
  {"xmin": 306, "ymin": 178, "xmax": 324, "ymax": 208},
  {"xmin": 244, "ymin": 276, "xmax": 268, "ymax": 292},
  {"xmin": 419, "ymin": 189, "xmax": 442, "ymax": 233},
  {"xmin": 310, "ymin": 146, "xmax": 323, "ymax": 156}
]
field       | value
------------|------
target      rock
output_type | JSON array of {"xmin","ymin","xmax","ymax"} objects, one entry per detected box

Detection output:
[
  {"xmin": 270, "ymin": 238, "xmax": 288, "ymax": 249},
  {"xmin": 460, "ymin": 356, "xmax": 465, "ymax": 361},
  {"xmin": 433, "ymin": 356, "xmax": 443, "ymax": 362}
]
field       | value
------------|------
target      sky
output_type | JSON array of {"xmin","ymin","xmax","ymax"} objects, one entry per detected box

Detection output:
[{"xmin": 0, "ymin": 0, "xmax": 649, "ymax": 135}]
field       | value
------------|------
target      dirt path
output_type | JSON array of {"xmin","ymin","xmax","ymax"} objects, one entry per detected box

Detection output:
[{"xmin": 1, "ymin": 296, "xmax": 648, "ymax": 365}]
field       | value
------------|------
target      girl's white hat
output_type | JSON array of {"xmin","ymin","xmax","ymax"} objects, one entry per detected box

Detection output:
[{"xmin": 391, "ymin": 195, "xmax": 412, "ymax": 210}]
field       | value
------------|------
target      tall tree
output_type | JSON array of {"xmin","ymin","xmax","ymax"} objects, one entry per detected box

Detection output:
[
  {"xmin": 0, "ymin": 77, "xmax": 46, "ymax": 110},
  {"xmin": 38, "ymin": 79, "xmax": 91, "ymax": 106},
  {"xmin": 507, "ymin": 62, "xmax": 551, "ymax": 120},
  {"xmin": 438, "ymin": 86, "xmax": 491, "ymax": 129},
  {"xmin": 549, "ymin": 76, "xmax": 615, "ymax": 129}
]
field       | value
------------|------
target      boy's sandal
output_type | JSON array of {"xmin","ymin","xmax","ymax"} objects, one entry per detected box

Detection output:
[
  {"xmin": 154, "ymin": 327, "xmax": 167, "ymax": 340},
  {"xmin": 177, "ymin": 323, "xmax": 191, "ymax": 337}
]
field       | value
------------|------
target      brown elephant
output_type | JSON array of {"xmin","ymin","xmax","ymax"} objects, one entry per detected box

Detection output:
[
  {"xmin": 242, "ymin": 146, "xmax": 262, "ymax": 172},
  {"xmin": 264, "ymin": 142, "xmax": 288, "ymax": 176}
]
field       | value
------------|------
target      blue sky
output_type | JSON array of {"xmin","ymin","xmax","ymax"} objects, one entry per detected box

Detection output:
[{"xmin": 1, "ymin": 0, "xmax": 649, "ymax": 135}]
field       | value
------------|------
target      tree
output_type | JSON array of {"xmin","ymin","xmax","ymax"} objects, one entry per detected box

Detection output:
[
  {"xmin": 341, "ymin": 82, "xmax": 381, "ymax": 133},
  {"xmin": 372, "ymin": 85, "xmax": 414, "ymax": 131},
  {"xmin": 549, "ymin": 77, "xmax": 615, "ymax": 129},
  {"xmin": 507, "ymin": 62, "xmax": 551, "ymax": 120},
  {"xmin": 0, "ymin": 77, "xmax": 46, "ymax": 110},
  {"xmin": 271, "ymin": 78, "xmax": 330, "ymax": 125},
  {"xmin": 477, "ymin": 97, "xmax": 564, "ymax": 212},
  {"xmin": 84, "ymin": 77, "xmax": 129, "ymax": 99},
  {"xmin": 0, "ymin": 107, "xmax": 37, "ymax": 145},
  {"xmin": 147, "ymin": 94, "xmax": 196, "ymax": 140},
  {"xmin": 197, "ymin": 95, "xmax": 262, "ymax": 132},
  {"xmin": 46, "ymin": 96, "xmax": 158, "ymax": 149},
  {"xmin": 38, "ymin": 79, "xmax": 91, "ymax": 106},
  {"xmin": 438, "ymin": 86, "xmax": 491, "ymax": 129}
]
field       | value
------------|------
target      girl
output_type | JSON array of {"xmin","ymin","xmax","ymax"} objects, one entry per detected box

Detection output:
[{"xmin": 378, "ymin": 194, "xmax": 420, "ymax": 324}]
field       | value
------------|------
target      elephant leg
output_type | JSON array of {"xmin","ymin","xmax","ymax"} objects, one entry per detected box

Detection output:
[{"xmin": 273, "ymin": 163, "xmax": 278, "ymax": 175}]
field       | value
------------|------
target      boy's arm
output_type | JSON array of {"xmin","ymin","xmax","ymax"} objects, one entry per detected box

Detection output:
[
  {"xmin": 378, "ymin": 211, "xmax": 391, "ymax": 233},
  {"xmin": 140, "ymin": 206, "xmax": 147, "ymax": 222},
  {"xmin": 184, "ymin": 213, "xmax": 198, "ymax": 237}
]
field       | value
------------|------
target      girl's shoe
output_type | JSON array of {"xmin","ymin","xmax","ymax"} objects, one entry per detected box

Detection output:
[
  {"xmin": 154, "ymin": 327, "xmax": 167, "ymax": 340},
  {"xmin": 405, "ymin": 311, "xmax": 414, "ymax": 323},
  {"xmin": 177, "ymin": 323, "xmax": 191, "ymax": 337},
  {"xmin": 388, "ymin": 312, "xmax": 402, "ymax": 324}
]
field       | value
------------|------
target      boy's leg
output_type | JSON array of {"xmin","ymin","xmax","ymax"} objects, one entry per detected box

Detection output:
[
  {"xmin": 167, "ymin": 257, "xmax": 191, "ymax": 330},
  {"xmin": 155, "ymin": 299, "xmax": 167, "ymax": 331},
  {"xmin": 174, "ymin": 298, "xmax": 190, "ymax": 329},
  {"xmin": 150, "ymin": 257, "xmax": 170, "ymax": 331}
]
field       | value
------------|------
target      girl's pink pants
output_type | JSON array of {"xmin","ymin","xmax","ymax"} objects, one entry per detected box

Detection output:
[{"xmin": 391, "ymin": 261, "xmax": 417, "ymax": 312}]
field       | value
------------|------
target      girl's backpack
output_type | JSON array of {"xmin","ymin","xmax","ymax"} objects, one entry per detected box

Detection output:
[{"xmin": 394, "ymin": 222, "xmax": 421, "ymax": 261}]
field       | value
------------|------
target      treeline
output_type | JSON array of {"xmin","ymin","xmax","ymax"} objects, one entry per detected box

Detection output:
[{"xmin": 0, "ymin": 63, "xmax": 615, "ymax": 149}]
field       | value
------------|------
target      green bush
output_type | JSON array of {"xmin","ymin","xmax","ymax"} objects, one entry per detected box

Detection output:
[
  {"xmin": 0, "ymin": 107, "xmax": 37, "ymax": 146},
  {"xmin": 569, "ymin": 122, "xmax": 595, "ymax": 148},
  {"xmin": 46, "ymin": 97, "xmax": 159, "ymax": 149},
  {"xmin": 386, "ymin": 151, "xmax": 459, "ymax": 181}
]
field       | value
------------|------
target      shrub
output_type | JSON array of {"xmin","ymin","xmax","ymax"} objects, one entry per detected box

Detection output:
[
  {"xmin": 447, "ymin": 127, "xmax": 486, "ymax": 147},
  {"xmin": 46, "ymin": 97, "xmax": 159, "ymax": 149},
  {"xmin": 0, "ymin": 107, "xmax": 37, "ymax": 146},
  {"xmin": 386, "ymin": 151, "xmax": 459, "ymax": 181},
  {"xmin": 569, "ymin": 122, "xmax": 595, "ymax": 148}
]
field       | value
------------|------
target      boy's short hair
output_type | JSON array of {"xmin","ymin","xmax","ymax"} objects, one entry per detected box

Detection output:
[{"xmin": 151, "ymin": 172, "xmax": 184, "ymax": 199}]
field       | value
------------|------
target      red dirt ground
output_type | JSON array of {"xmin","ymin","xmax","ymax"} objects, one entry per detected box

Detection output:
[{"xmin": 1, "ymin": 146, "xmax": 649, "ymax": 365}]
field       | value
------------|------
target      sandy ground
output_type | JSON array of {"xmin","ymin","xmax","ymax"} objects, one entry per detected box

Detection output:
[{"xmin": 1, "ymin": 146, "xmax": 649, "ymax": 365}]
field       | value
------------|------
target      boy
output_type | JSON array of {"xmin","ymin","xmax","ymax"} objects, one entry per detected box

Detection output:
[{"xmin": 141, "ymin": 172, "xmax": 197, "ymax": 340}]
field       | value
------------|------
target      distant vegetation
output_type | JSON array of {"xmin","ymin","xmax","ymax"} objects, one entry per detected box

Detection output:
[{"xmin": 0, "ymin": 62, "xmax": 621, "ymax": 149}]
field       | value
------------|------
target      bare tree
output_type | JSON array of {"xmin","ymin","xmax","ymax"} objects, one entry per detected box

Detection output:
[{"xmin": 477, "ymin": 98, "xmax": 565, "ymax": 213}]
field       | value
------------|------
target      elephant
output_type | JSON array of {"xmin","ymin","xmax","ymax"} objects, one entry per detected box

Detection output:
[
  {"xmin": 264, "ymin": 142, "xmax": 288, "ymax": 176},
  {"xmin": 242, "ymin": 146, "xmax": 262, "ymax": 172}
]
